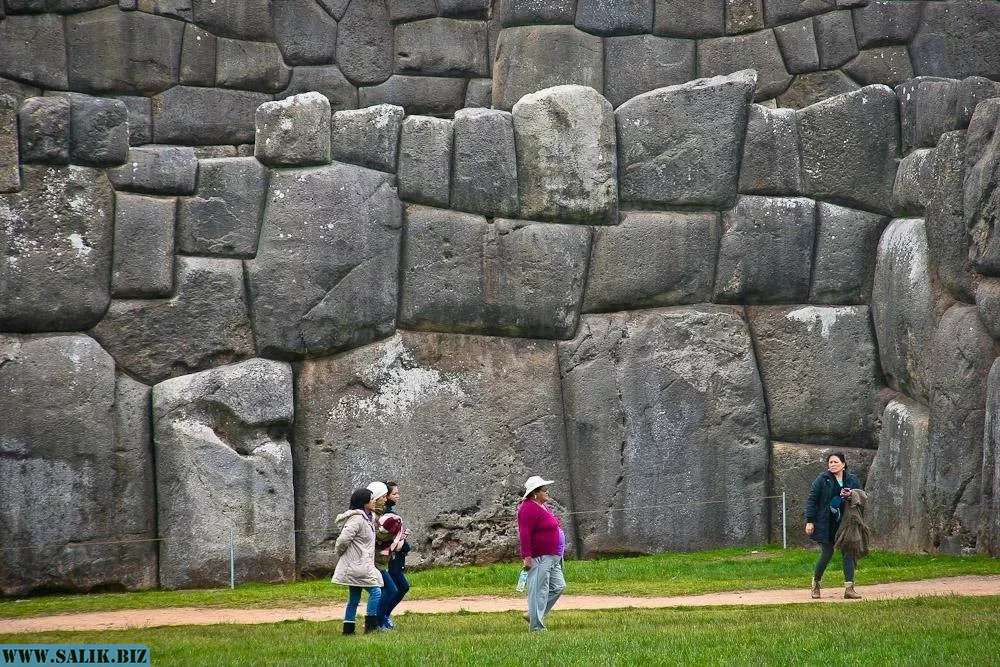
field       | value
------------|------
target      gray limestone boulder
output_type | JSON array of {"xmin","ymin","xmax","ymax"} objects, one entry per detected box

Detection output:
[
  {"xmin": 602, "ymin": 35, "xmax": 695, "ymax": 108},
  {"xmin": 399, "ymin": 206, "xmax": 591, "ymax": 339},
  {"xmin": 215, "ymin": 38, "xmax": 291, "ymax": 93},
  {"xmin": 116, "ymin": 95, "xmax": 152, "ymax": 146},
  {"xmin": 0, "ymin": 166, "xmax": 113, "ymax": 332},
  {"xmin": 964, "ymin": 98, "xmax": 1000, "ymax": 275},
  {"xmin": 106, "ymin": 146, "xmax": 198, "ymax": 195},
  {"xmin": 295, "ymin": 331, "xmax": 574, "ymax": 570},
  {"xmin": 843, "ymin": 47, "xmax": 914, "ymax": 88},
  {"xmin": 152, "ymin": 86, "xmax": 271, "ymax": 146},
  {"xmin": 496, "ymin": 0, "xmax": 577, "ymax": 27},
  {"xmin": 359, "ymin": 75, "xmax": 468, "ymax": 117},
  {"xmin": 179, "ymin": 23, "xmax": 216, "ymax": 87},
  {"xmin": 464, "ymin": 78, "xmax": 492, "ymax": 108},
  {"xmin": 90, "ymin": 256, "xmax": 256, "ymax": 384},
  {"xmin": 512, "ymin": 85, "xmax": 617, "ymax": 225},
  {"xmin": 272, "ymin": 0, "xmax": 337, "ymax": 66},
  {"xmin": 153, "ymin": 359, "xmax": 295, "ymax": 589},
  {"xmin": 956, "ymin": 76, "xmax": 1000, "ymax": 129},
  {"xmin": 65, "ymin": 6, "xmax": 183, "ymax": 95},
  {"xmin": 770, "ymin": 443, "xmax": 876, "ymax": 547},
  {"xmin": 726, "ymin": 0, "xmax": 765, "ymax": 35},
  {"xmin": 763, "ymin": 0, "xmax": 846, "ymax": 25},
  {"xmin": 559, "ymin": 306, "xmax": 769, "ymax": 555},
  {"xmin": 337, "ymin": 0, "xmax": 393, "ymax": 85},
  {"xmin": 748, "ymin": 305, "xmax": 881, "ymax": 446},
  {"xmin": 714, "ymin": 196, "xmax": 816, "ymax": 304},
  {"xmin": 398, "ymin": 116, "xmax": 453, "ymax": 207},
  {"xmin": 582, "ymin": 211, "xmax": 720, "ymax": 312},
  {"xmin": 0, "ymin": 14, "xmax": 68, "ymax": 89},
  {"xmin": 395, "ymin": 18, "xmax": 488, "ymax": 78},
  {"xmin": 976, "ymin": 279, "xmax": 1000, "ymax": 341},
  {"xmin": 331, "ymin": 104, "xmax": 404, "ymax": 173},
  {"xmin": 278, "ymin": 66, "xmax": 358, "ymax": 112},
  {"xmin": 775, "ymin": 70, "xmax": 859, "ymax": 109},
  {"xmin": 111, "ymin": 192, "xmax": 175, "ymax": 298},
  {"xmin": 981, "ymin": 360, "xmax": 1000, "ymax": 556},
  {"xmin": 245, "ymin": 163, "xmax": 401, "ymax": 359},
  {"xmin": 255, "ymin": 93, "xmax": 331, "ymax": 168},
  {"xmin": 317, "ymin": 0, "xmax": 350, "ymax": 20},
  {"xmin": 892, "ymin": 148, "xmax": 935, "ymax": 216},
  {"xmin": 924, "ymin": 305, "xmax": 997, "ymax": 552},
  {"xmin": 191, "ymin": 0, "xmax": 273, "ymax": 41},
  {"xmin": 871, "ymin": 218, "xmax": 937, "ymax": 404},
  {"xmin": 616, "ymin": 70, "xmax": 755, "ymax": 207},
  {"xmin": 809, "ymin": 202, "xmax": 889, "ymax": 304},
  {"xmin": 652, "ymin": 0, "xmax": 725, "ymax": 37},
  {"xmin": 17, "ymin": 96, "xmax": 71, "ymax": 165},
  {"xmin": 438, "ymin": 0, "xmax": 488, "ymax": 18},
  {"xmin": 0, "ymin": 334, "xmax": 156, "ymax": 595},
  {"xmin": 575, "ymin": 0, "xmax": 654, "ymax": 36},
  {"xmin": 797, "ymin": 85, "xmax": 900, "ymax": 215},
  {"xmin": 896, "ymin": 78, "xmax": 959, "ymax": 154},
  {"xmin": 492, "ymin": 25, "xmax": 603, "ymax": 112},
  {"xmin": 925, "ymin": 131, "xmax": 975, "ymax": 301},
  {"xmin": 738, "ymin": 104, "xmax": 801, "ymax": 196},
  {"xmin": 451, "ymin": 108, "xmax": 519, "ymax": 217},
  {"xmin": 910, "ymin": 1, "xmax": 1000, "ymax": 81},
  {"xmin": 867, "ymin": 397, "xmax": 931, "ymax": 552},
  {"xmin": 697, "ymin": 29, "xmax": 791, "ymax": 101},
  {"xmin": 177, "ymin": 157, "xmax": 268, "ymax": 258},
  {"xmin": 852, "ymin": 0, "xmax": 922, "ymax": 48},
  {"xmin": 388, "ymin": 0, "xmax": 436, "ymax": 22},
  {"xmin": 773, "ymin": 18, "xmax": 819, "ymax": 74},
  {"xmin": 813, "ymin": 10, "xmax": 858, "ymax": 70},
  {"xmin": 70, "ymin": 95, "xmax": 128, "ymax": 167},
  {"xmin": 0, "ymin": 98, "xmax": 18, "ymax": 194},
  {"xmin": 5, "ymin": 0, "xmax": 116, "ymax": 13}
]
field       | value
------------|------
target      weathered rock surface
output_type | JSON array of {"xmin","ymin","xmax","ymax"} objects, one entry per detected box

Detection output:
[
  {"xmin": 245, "ymin": 164, "xmax": 401, "ymax": 359},
  {"xmin": 215, "ymin": 38, "xmax": 291, "ymax": 93},
  {"xmin": 337, "ymin": 0, "xmax": 393, "ymax": 85},
  {"xmin": 399, "ymin": 206, "xmax": 591, "ymax": 339},
  {"xmin": 576, "ymin": 0, "xmax": 653, "ymax": 36},
  {"xmin": 697, "ymin": 29, "xmax": 791, "ymax": 101},
  {"xmin": 748, "ymin": 305, "xmax": 881, "ymax": 446},
  {"xmin": 179, "ymin": 23, "xmax": 216, "ymax": 87},
  {"xmin": 976, "ymin": 279, "xmax": 1000, "ymax": 341},
  {"xmin": 398, "ymin": 116, "xmax": 453, "ymax": 207},
  {"xmin": 773, "ymin": 18, "xmax": 819, "ymax": 74},
  {"xmin": 496, "ymin": 0, "xmax": 577, "ymax": 27},
  {"xmin": 116, "ymin": 95, "xmax": 152, "ymax": 146},
  {"xmin": 0, "ymin": 334, "xmax": 156, "ymax": 596},
  {"xmin": 70, "ymin": 95, "xmax": 128, "ymax": 167},
  {"xmin": 0, "ymin": 14, "xmax": 68, "ymax": 89},
  {"xmin": 965, "ymin": 98, "xmax": 1000, "ymax": 275},
  {"xmin": 512, "ymin": 85, "xmax": 617, "ymax": 224},
  {"xmin": 0, "ymin": 166, "xmax": 114, "ymax": 332},
  {"xmin": 871, "ymin": 218, "xmax": 937, "ymax": 404},
  {"xmin": 451, "ymin": 108, "xmax": 519, "ymax": 217},
  {"xmin": 810, "ymin": 202, "xmax": 889, "ymax": 304},
  {"xmin": 981, "ymin": 360, "xmax": 1000, "ymax": 556},
  {"xmin": 897, "ymin": 77, "xmax": 959, "ymax": 153},
  {"xmin": 191, "ymin": 0, "xmax": 273, "ymax": 41},
  {"xmin": 106, "ymin": 146, "xmax": 198, "ymax": 195},
  {"xmin": 775, "ymin": 70, "xmax": 859, "ymax": 109},
  {"xmin": 395, "ymin": 18, "xmax": 488, "ymax": 78},
  {"xmin": 652, "ymin": 0, "xmax": 724, "ymax": 38},
  {"xmin": 177, "ymin": 157, "xmax": 268, "ymax": 258},
  {"xmin": 852, "ymin": 0, "xmax": 922, "ymax": 48},
  {"xmin": 111, "ymin": 192, "xmax": 175, "ymax": 298},
  {"xmin": 559, "ymin": 306, "xmax": 769, "ymax": 555},
  {"xmin": 925, "ymin": 131, "xmax": 975, "ymax": 301},
  {"xmin": 295, "ymin": 331, "xmax": 574, "ymax": 570},
  {"xmin": 278, "ymin": 66, "xmax": 358, "ymax": 112},
  {"xmin": 90, "ymin": 256, "xmax": 256, "ymax": 384},
  {"xmin": 843, "ymin": 47, "xmax": 914, "ymax": 88},
  {"xmin": 583, "ymin": 211, "xmax": 720, "ymax": 312},
  {"xmin": 892, "ymin": 148, "xmax": 935, "ymax": 216},
  {"xmin": 813, "ymin": 10, "xmax": 858, "ymax": 70},
  {"xmin": 331, "ymin": 104, "xmax": 404, "ymax": 173},
  {"xmin": 0, "ymin": 97, "xmax": 18, "ymax": 194},
  {"xmin": 255, "ymin": 93, "xmax": 331, "ymax": 167},
  {"xmin": 17, "ymin": 97, "xmax": 70, "ymax": 165},
  {"xmin": 602, "ymin": 35, "xmax": 695, "ymax": 108},
  {"xmin": 616, "ymin": 70, "xmax": 755, "ymax": 207},
  {"xmin": 359, "ymin": 75, "xmax": 468, "ymax": 117},
  {"xmin": 738, "ymin": 104, "xmax": 801, "ymax": 195},
  {"xmin": 910, "ymin": 1, "xmax": 1000, "ymax": 81},
  {"xmin": 714, "ymin": 196, "xmax": 816, "ymax": 304},
  {"xmin": 153, "ymin": 358, "xmax": 295, "ymax": 589},
  {"xmin": 797, "ymin": 85, "xmax": 900, "ymax": 215},
  {"xmin": 152, "ymin": 87, "xmax": 271, "ymax": 146},
  {"xmin": 272, "ymin": 0, "xmax": 337, "ymax": 66}
]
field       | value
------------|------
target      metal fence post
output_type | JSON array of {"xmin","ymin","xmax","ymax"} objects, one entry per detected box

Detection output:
[
  {"xmin": 229, "ymin": 528, "xmax": 236, "ymax": 590},
  {"xmin": 781, "ymin": 491, "xmax": 787, "ymax": 550}
]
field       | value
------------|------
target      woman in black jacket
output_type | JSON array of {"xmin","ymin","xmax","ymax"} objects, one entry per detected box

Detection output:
[{"xmin": 805, "ymin": 452, "xmax": 863, "ymax": 600}]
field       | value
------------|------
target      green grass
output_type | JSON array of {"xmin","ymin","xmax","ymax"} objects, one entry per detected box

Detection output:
[
  {"xmin": 2, "ymin": 545, "xmax": 998, "ymax": 620},
  {"xmin": 2, "ymin": 597, "xmax": 998, "ymax": 666}
]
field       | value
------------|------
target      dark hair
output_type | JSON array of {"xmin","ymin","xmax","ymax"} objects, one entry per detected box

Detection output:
[
  {"xmin": 826, "ymin": 452, "xmax": 847, "ymax": 467},
  {"xmin": 384, "ymin": 481, "xmax": 399, "ymax": 510},
  {"xmin": 386, "ymin": 481, "xmax": 399, "ymax": 493},
  {"xmin": 349, "ymin": 488, "xmax": 372, "ymax": 510}
]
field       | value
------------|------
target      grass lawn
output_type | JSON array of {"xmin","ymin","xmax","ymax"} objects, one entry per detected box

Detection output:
[
  {"xmin": 1, "ymin": 596, "xmax": 998, "ymax": 666},
  {"xmin": 1, "ymin": 545, "xmax": 998, "ymax": 620}
]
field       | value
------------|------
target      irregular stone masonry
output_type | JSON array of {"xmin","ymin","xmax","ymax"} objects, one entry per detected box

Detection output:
[{"xmin": 3, "ymin": 2, "xmax": 1000, "ymax": 594}]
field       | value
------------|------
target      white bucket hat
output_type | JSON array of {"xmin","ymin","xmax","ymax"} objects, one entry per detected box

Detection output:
[
  {"xmin": 367, "ymin": 481, "xmax": 388, "ymax": 500},
  {"xmin": 522, "ymin": 475, "xmax": 555, "ymax": 500}
]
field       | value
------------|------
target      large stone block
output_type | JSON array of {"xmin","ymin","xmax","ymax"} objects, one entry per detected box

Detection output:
[
  {"xmin": 66, "ymin": 7, "xmax": 182, "ymax": 95},
  {"xmin": 965, "ymin": 98, "xmax": 1000, "ymax": 275},
  {"xmin": 576, "ymin": 0, "xmax": 653, "ymax": 36},
  {"xmin": 17, "ymin": 97, "xmax": 70, "ymax": 165},
  {"xmin": 492, "ymin": 25, "xmax": 603, "ymax": 112},
  {"xmin": 388, "ymin": 0, "xmax": 436, "ymax": 22},
  {"xmin": 925, "ymin": 305, "xmax": 997, "ymax": 552},
  {"xmin": 215, "ymin": 38, "xmax": 291, "ymax": 93},
  {"xmin": 152, "ymin": 86, "xmax": 271, "ymax": 146},
  {"xmin": 749, "ymin": 305, "xmax": 881, "ymax": 445},
  {"xmin": 896, "ymin": 77, "xmax": 959, "ymax": 154},
  {"xmin": 245, "ymin": 164, "xmax": 401, "ymax": 359},
  {"xmin": 295, "ymin": 331, "xmax": 574, "ymax": 570},
  {"xmin": 398, "ymin": 115, "xmax": 453, "ymax": 207},
  {"xmin": 451, "ymin": 108, "xmax": 519, "ymax": 217},
  {"xmin": 770, "ymin": 443, "xmax": 876, "ymax": 547},
  {"xmin": 179, "ymin": 23, "xmax": 216, "ymax": 87},
  {"xmin": 153, "ymin": 358, "xmax": 295, "ymax": 589},
  {"xmin": 726, "ymin": 0, "xmax": 765, "ymax": 35},
  {"xmin": 330, "ymin": 104, "xmax": 404, "ymax": 173},
  {"xmin": 852, "ymin": 0, "xmax": 922, "ymax": 48},
  {"xmin": 603, "ymin": 35, "xmax": 695, "ymax": 108},
  {"xmin": 697, "ymin": 29, "xmax": 791, "ymax": 101},
  {"xmin": 652, "ymin": 0, "xmax": 724, "ymax": 38},
  {"xmin": 111, "ymin": 192, "xmax": 175, "ymax": 298},
  {"xmin": 911, "ymin": 1, "xmax": 1000, "ymax": 81},
  {"xmin": 90, "ymin": 256, "xmax": 256, "ymax": 384},
  {"xmin": 714, "ymin": 196, "xmax": 816, "ymax": 304},
  {"xmin": 70, "ymin": 95, "xmax": 128, "ymax": 167},
  {"xmin": 5, "ymin": 0, "xmax": 115, "ymax": 10},
  {"xmin": 116, "ymin": 95, "xmax": 152, "ymax": 146},
  {"xmin": 843, "ymin": 47, "xmax": 913, "ymax": 88},
  {"xmin": 399, "ymin": 206, "xmax": 591, "ymax": 339},
  {"xmin": 809, "ymin": 202, "xmax": 889, "ymax": 304},
  {"xmin": 438, "ymin": 0, "xmax": 488, "ymax": 18},
  {"xmin": 0, "ymin": 14, "xmax": 68, "ymax": 89},
  {"xmin": 892, "ymin": 148, "xmax": 934, "ymax": 217},
  {"xmin": 496, "ymin": 0, "xmax": 576, "ymax": 27},
  {"xmin": 583, "ymin": 211, "xmax": 719, "ymax": 312},
  {"xmin": 812, "ymin": 10, "xmax": 858, "ymax": 70},
  {"xmin": 337, "ymin": 0, "xmax": 392, "ymax": 85},
  {"xmin": 278, "ymin": 66, "xmax": 358, "ymax": 112},
  {"xmin": 395, "ymin": 18, "xmax": 488, "ymax": 78},
  {"xmin": 616, "ymin": 70, "xmax": 755, "ymax": 208},
  {"xmin": 177, "ymin": 157, "xmax": 268, "ymax": 258},
  {"xmin": 359, "ymin": 75, "xmax": 468, "ymax": 117},
  {"xmin": 981, "ymin": 360, "xmax": 1000, "ymax": 556},
  {"xmin": 739, "ymin": 104, "xmax": 801, "ymax": 196},
  {"xmin": 560, "ymin": 306, "xmax": 769, "ymax": 555},
  {"xmin": 797, "ymin": 85, "xmax": 900, "ymax": 215},
  {"xmin": 977, "ymin": 279, "xmax": 1000, "ymax": 341},
  {"xmin": 512, "ymin": 85, "xmax": 617, "ymax": 224},
  {"xmin": 0, "ymin": 166, "xmax": 113, "ymax": 332},
  {"xmin": 774, "ymin": 18, "xmax": 819, "ymax": 74},
  {"xmin": 191, "ymin": 0, "xmax": 273, "ymax": 41},
  {"xmin": 106, "ymin": 146, "xmax": 198, "ymax": 195},
  {"xmin": 925, "ymin": 131, "xmax": 975, "ymax": 301},
  {"xmin": 272, "ymin": 0, "xmax": 337, "ymax": 66},
  {"xmin": 957, "ymin": 76, "xmax": 1000, "ymax": 130},
  {"xmin": 871, "ymin": 218, "xmax": 936, "ymax": 404},
  {"xmin": 255, "ymin": 93, "xmax": 331, "ymax": 167},
  {"xmin": 0, "ymin": 97, "xmax": 18, "ymax": 194},
  {"xmin": 0, "ymin": 335, "xmax": 156, "ymax": 595},
  {"xmin": 775, "ymin": 70, "xmax": 859, "ymax": 109}
]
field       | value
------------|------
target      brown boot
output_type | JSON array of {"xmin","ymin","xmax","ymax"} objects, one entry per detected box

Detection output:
[
  {"xmin": 810, "ymin": 578, "xmax": 821, "ymax": 599},
  {"xmin": 844, "ymin": 582, "xmax": 862, "ymax": 600}
]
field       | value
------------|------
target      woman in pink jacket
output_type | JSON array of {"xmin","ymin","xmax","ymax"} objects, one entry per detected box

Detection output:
[{"xmin": 517, "ymin": 475, "xmax": 566, "ymax": 631}]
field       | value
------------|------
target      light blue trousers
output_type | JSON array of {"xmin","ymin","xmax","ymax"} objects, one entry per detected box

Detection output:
[{"xmin": 526, "ymin": 555, "xmax": 566, "ymax": 631}]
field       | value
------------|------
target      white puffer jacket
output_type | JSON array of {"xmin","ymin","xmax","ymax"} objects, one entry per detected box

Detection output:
[{"xmin": 331, "ymin": 509, "xmax": 384, "ymax": 588}]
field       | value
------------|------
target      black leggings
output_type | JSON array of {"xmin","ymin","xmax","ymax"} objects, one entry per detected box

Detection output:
[{"xmin": 814, "ymin": 541, "xmax": 855, "ymax": 582}]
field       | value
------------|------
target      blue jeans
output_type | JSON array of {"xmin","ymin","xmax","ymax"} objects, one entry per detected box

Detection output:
[
  {"xmin": 345, "ymin": 585, "xmax": 381, "ymax": 623},
  {"xmin": 814, "ymin": 542, "xmax": 856, "ymax": 582},
  {"xmin": 526, "ymin": 555, "xmax": 566, "ymax": 631},
  {"xmin": 377, "ymin": 568, "xmax": 399, "ymax": 626},
  {"xmin": 383, "ymin": 556, "xmax": 411, "ymax": 618}
]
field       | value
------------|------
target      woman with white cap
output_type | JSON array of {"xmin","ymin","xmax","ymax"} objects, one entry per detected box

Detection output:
[
  {"xmin": 367, "ymin": 481, "xmax": 400, "ymax": 631},
  {"xmin": 517, "ymin": 475, "xmax": 566, "ymax": 631}
]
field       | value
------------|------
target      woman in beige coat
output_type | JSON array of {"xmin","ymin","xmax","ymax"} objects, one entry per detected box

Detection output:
[{"xmin": 333, "ymin": 488, "xmax": 384, "ymax": 634}]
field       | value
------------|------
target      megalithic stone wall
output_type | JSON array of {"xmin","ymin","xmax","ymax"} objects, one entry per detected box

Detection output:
[{"xmin": 3, "ymin": 1, "xmax": 1000, "ymax": 594}]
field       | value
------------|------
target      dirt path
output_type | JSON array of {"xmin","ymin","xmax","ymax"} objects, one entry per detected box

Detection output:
[{"xmin": 3, "ymin": 575, "xmax": 999, "ymax": 635}]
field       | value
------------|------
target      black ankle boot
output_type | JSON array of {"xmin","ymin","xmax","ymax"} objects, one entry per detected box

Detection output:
[
  {"xmin": 343, "ymin": 621, "xmax": 356, "ymax": 635},
  {"xmin": 364, "ymin": 615, "xmax": 380, "ymax": 633}
]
